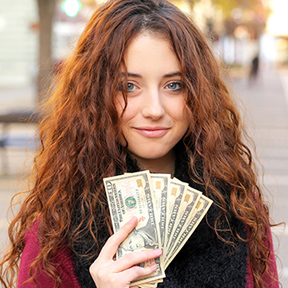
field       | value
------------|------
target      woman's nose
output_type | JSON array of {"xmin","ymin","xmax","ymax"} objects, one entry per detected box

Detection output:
[{"xmin": 142, "ymin": 90, "xmax": 165, "ymax": 120}]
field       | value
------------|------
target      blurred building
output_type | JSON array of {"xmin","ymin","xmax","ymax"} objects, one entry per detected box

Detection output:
[
  {"xmin": 0, "ymin": 0, "xmax": 95, "ymax": 89},
  {"xmin": 0, "ymin": 0, "xmax": 38, "ymax": 87}
]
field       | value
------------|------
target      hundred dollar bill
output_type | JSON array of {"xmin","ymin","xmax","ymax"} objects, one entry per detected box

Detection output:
[
  {"xmin": 103, "ymin": 171, "xmax": 165, "ymax": 285},
  {"xmin": 150, "ymin": 174, "xmax": 170, "ymax": 249},
  {"xmin": 164, "ymin": 195, "xmax": 213, "ymax": 269},
  {"xmin": 164, "ymin": 178, "xmax": 187, "ymax": 253},
  {"xmin": 166, "ymin": 186, "xmax": 202, "ymax": 254}
]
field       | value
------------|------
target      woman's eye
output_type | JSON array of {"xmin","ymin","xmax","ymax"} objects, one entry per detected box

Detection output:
[
  {"xmin": 166, "ymin": 81, "xmax": 182, "ymax": 91},
  {"xmin": 126, "ymin": 82, "xmax": 135, "ymax": 92},
  {"xmin": 119, "ymin": 82, "xmax": 136, "ymax": 92}
]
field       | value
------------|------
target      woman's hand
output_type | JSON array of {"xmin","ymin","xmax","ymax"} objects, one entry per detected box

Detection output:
[{"xmin": 89, "ymin": 216, "xmax": 162, "ymax": 288}]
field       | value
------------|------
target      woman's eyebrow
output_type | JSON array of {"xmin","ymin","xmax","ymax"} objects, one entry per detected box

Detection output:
[
  {"xmin": 163, "ymin": 72, "xmax": 181, "ymax": 78},
  {"xmin": 120, "ymin": 71, "xmax": 181, "ymax": 78},
  {"xmin": 120, "ymin": 72, "xmax": 142, "ymax": 78}
]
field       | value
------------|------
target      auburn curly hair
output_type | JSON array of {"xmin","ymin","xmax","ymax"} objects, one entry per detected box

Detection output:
[{"xmin": 0, "ymin": 0, "xmax": 279, "ymax": 287}]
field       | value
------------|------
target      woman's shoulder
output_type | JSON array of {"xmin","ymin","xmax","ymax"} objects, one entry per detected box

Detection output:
[
  {"xmin": 23, "ymin": 218, "xmax": 40, "ymax": 242},
  {"xmin": 18, "ymin": 219, "xmax": 81, "ymax": 288}
]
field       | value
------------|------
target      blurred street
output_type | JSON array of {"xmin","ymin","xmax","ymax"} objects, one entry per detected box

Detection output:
[
  {"xmin": 233, "ymin": 66, "xmax": 288, "ymax": 287},
  {"xmin": 0, "ymin": 67, "xmax": 288, "ymax": 286}
]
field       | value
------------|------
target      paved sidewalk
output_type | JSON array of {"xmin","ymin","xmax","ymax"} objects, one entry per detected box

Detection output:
[{"xmin": 233, "ymin": 66, "xmax": 288, "ymax": 286}]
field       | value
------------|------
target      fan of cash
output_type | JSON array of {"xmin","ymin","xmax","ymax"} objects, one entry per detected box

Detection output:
[{"xmin": 103, "ymin": 170, "xmax": 213, "ymax": 288}]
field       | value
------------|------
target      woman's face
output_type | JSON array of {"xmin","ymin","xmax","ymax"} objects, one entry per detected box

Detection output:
[{"xmin": 116, "ymin": 32, "xmax": 189, "ymax": 165}]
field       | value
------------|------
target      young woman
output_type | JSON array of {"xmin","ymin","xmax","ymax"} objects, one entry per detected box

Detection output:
[{"xmin": 0, "ymin": 0, "xmax": 279, "ymax": 287}]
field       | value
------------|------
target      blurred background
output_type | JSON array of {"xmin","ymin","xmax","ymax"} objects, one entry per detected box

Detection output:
[{"xmin": 0, "ymin": 0, "xmax": 287, "ymax": 286}]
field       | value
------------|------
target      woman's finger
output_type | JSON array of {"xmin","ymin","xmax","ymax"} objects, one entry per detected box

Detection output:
[
  {"xmin": 119, "ymin": 263, "xmax": 158, "ymax": 285},
  {"xmin": 112, "ymin": 249, "xmax": 162, "ymax": 272},
  {"xmin": 98, "ymin": 216, "xmax": 138, "ymax": 260}
]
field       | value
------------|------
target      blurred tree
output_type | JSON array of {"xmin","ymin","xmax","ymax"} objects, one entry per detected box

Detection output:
[
  {"xmin": 208, "ymin": 0, "xmax": 270, "ymax": 37},
  {"xmin": 207, "ymin": 0, "xmax": 270, "ymax": 20},
  {"xmin": 212, "ymin": 0, "xmax": 239, "ymax": 18},
  {"xmin": 172, "ymin": 0, "xmax": 200, "ymax": 9},
  {"xmin": 37, "ymin": 0, "xmax": 56, "ymax": 104},
  {"xmin": 172, "ymin": 0, "xmax": 270, "ymax": 38}
]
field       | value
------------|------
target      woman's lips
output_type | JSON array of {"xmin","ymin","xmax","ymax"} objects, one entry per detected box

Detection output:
[{"xmin": 134, "ymin": 127, "xmax": 170, "ymax": 137}]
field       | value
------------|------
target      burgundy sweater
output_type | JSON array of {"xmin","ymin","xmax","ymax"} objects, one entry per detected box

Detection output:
[
  {"xmin": 17, "ymin": 221, "xmax": 279, "ymax": 288},
  {"xmin": 17, "ymin": 222, "xmax": 80, "ymax": 288}
]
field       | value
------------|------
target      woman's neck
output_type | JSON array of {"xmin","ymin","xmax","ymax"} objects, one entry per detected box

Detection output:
[{"xmin": 129, "ymin": 150, "xmax": 176, "ymax": 175}]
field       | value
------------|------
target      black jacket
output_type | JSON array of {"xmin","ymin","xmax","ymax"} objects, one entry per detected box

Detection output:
[{"xmin": 69, "ymin": 148, "xmax": 248, "ymax": 288}]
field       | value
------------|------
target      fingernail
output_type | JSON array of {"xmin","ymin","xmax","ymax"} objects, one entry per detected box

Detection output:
[
  {"xmin": 154, "ymin": 249, "xmax": 162, "ymax": 256},
  {"xmin": 127, "ymin": 216, "xmax": 137, "ymax": 224}
]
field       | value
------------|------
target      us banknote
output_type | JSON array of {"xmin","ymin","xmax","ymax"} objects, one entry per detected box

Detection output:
[
  {"xmin": 103, "ymin": 171, "xmax": 165, "ymax": 285},
  {"xmin": 164, "ymin": 195, "xmax": 213, "ymax": 269},
  {"xmin": 164, "ymin": 178, "xmax": 187, "ymax": 253},
  {"xmin": 150, "ymin": 174, "xmax": 169, "ymax": 249},
  {"xmin": 104, "ymin": 171, "xmax": 213, "ymax": 287},
  {"xmin": 165, "ymin": 186, "xmax": 202, "ymax": 254}
]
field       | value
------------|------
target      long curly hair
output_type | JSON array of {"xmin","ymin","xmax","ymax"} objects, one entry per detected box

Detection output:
[{"xmin": 0, "ymin": 0, "xmax": 279, "ymax": 287}]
